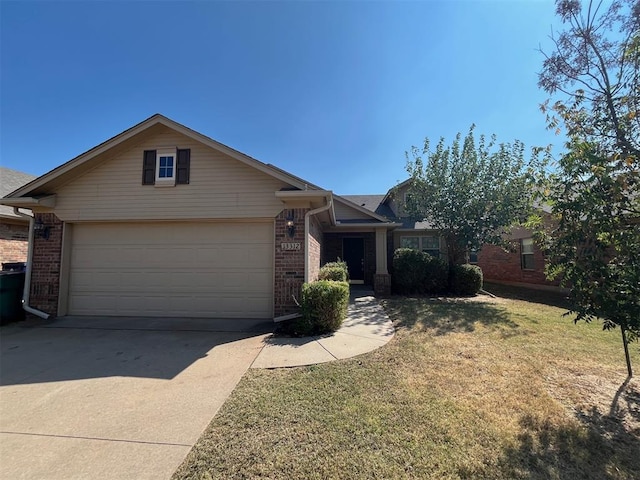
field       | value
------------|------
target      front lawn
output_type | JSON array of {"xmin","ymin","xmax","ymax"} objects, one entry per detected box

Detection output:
[{"xmin": 173, "ymin": 290, "xmax": 639, "ymax": 479}]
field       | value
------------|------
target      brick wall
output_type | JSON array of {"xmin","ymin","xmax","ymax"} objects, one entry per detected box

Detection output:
[
  {"xmin": 274, "ymin": 208, "xmax": 308, "ymax": 317},
  {"xmin": 323, "ymin": 232, "xmax": 376, "ymax": 284},
  {"xmin": 0, "ymin": 222, "xmax": 29, "ymax": 263},
  {"xmin": 29, "ymin": 213, "xmax": 63, "ymax": 316},
  {"xmin": 478, "ymin": 241, "xmax": 560, "ymax": 286}
]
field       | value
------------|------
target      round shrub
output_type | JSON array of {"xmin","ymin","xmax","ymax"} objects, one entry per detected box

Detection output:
[
  {"xmin": 392, "ymin": 248, "xmax": 448, "ymax": 294},
  {"xmin": 318, "ymin": 260, "xmax": 349, "ymax": 281},
  {"xmin": 393, "ymin": 248, "xmax": 427, "ymax": 294},
  {"xmin": 298, "ymin": 280, "xmax": 350, "ymax": 335},
  {"xmin": 318, "ymin": 265, "xmax": 348, "ymax": 282},
  {"xmin": 423, "ymin": 255, "xmax": 449, "ymax": 294},
  {"xmin": 451, "ymin": 264, "xmax": 483, "ymax": 295}
]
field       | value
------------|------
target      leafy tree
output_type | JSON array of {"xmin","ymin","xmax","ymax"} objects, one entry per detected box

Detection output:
[
  {"xmin": 403, "ymin": 125, "xmax": 548, "ymax": 268},
  {"xmin": 538, "ymin": 0, "xmax": 640, "ymax": 376},
  {"xmin": 543, "ymin": 144, "xmax": 639, "ymax": 376},
  {"xmin": 539, "ymin": 0, "xmax": 639, "ymax": 157}
]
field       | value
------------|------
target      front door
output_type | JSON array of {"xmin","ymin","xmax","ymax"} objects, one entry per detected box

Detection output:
[{"xmin": 343, "ymin": 237, "xmax": 365, "ymax": 284}]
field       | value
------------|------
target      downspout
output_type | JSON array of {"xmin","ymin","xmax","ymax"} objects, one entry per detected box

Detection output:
[
  {"xmin": 304, "ymin": 196, "xmax": 333, "ymax": 283},
  {"xmin": 13, "ymin": 208, "xmax": 50, "ymax": 319}
]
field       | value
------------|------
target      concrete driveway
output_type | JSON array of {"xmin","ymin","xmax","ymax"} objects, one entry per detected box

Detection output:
[{"xmin": 0, "ymin": 316, "xmax": 271, "ymax": 480}]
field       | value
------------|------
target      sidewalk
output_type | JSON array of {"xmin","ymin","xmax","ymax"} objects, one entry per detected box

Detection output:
[{"xmin": 251, "ymin": 289, "xmax": 395, "ymax": 369}]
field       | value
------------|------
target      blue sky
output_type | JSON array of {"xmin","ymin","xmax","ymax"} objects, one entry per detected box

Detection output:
[{"xmin": 1, "ymin": 0, "xmax": 564, "ymax": 195}]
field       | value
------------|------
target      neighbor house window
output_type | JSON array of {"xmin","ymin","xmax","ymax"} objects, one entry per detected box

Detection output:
[
  {"xmin": 469, "ymin": 249, "xmax": 478, "ymax": 264},
  {"xmin": 521, "ymin": 238, "xmax": 535, "ymax": 270},
  {"xmin": 401, "ymin": 236, "xmax": 440, "ymax": 258}
]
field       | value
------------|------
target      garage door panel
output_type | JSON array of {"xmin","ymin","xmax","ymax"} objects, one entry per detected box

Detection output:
[{"xmin": 68, "ymin": 222, "xmax": 274, "ymax": 318}]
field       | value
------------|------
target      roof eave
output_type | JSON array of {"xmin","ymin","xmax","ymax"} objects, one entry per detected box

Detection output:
[{"xmin": 0, "ymin": 195, "xmax": 56, "ymax": 208}]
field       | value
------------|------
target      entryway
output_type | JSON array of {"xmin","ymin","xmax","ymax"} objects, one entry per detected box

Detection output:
[{"xmin": 343, "ymin": 237, "xmax": 365, "ymax": 284}]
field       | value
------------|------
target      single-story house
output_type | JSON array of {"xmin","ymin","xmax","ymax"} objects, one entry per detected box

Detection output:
[
  {"xmin": 344, "ymin": 180, "xmax": 560, "ymax": 289},
  {"xmin": 2, "ymin": 115, "xmax": 558, "ymax": 321},
  {"xmin": 0, "ymin": 167, "xmax": 37, "ymax": 265},
  {"xmin": 1, "ymin": 114, "xmax": 403, "ymax": 320}
]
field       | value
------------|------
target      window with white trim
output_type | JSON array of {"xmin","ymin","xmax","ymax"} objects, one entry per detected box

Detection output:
[
  {"xmin": 521, "ymin": 238, "xmax": 535, "ymax": 270},
  {"xmin": 156, "ymin": 152, "xmax": 175, "ymax": 183},
  {"xmin": 400, "ymin": 235, "xmax": 440, "ymax": 258}
]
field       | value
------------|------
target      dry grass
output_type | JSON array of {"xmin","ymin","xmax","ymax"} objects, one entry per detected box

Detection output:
[{"xmin": 173, "ymin": 287, "xmax": 639, "ymax": 480}]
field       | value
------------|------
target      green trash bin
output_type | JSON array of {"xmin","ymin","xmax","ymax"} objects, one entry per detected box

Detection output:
[{"xmin": 0, "ymin": 271, "xmax": 25, "ymax": 325}]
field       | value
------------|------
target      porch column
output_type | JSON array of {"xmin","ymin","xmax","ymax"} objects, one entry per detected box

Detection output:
[
  {"xmin": 374, "ymin": 228, "xmax": 391, "ymax": 295},
  {"xmin": 375, "ymin": 228, "xmax": 388, "ymax": 274}
]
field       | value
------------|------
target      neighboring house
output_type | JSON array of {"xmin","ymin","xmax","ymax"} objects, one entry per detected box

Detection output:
[
  {"xmin": 0, "ymin": 167, "xmax": 37, "ymax": 265},
  {"xmin": 344, "ymin": 180, "xmax": 561, "ymax": 289},
  {"xmin": 1, "ymin": 114, "xmax": 400, "ymax": 320}
]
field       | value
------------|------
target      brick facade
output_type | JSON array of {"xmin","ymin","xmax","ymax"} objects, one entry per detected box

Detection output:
[
  {"xmin": 323, "ymin": 232, "xmax": 376, "ymax": 285},
  {"xmin": 478, "ymin": 241, "xmax": 560, "ymax": 287},
  {"xmin": 29, "ymin": 213, "xmax": 63, "ymax": 316},
  {"xmin": 274, "ymin": 208, "xmax": 308, "ymax": 317},
  {"xmin": 0, "ymin": 222, "xmax": 30, "ymax": 264}
]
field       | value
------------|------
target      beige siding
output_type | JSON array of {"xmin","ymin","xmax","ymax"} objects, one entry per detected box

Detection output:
[
  {"xmin": 53, "ymin": 128, "xmax": 289, "ymax": 222},
  {"xmin": 67, "ymin": 222, "xmax": 274, "ymax": 318},
  {"xmin": 334, "ymin": 199, "xmax": 376, "ymax": 221}
]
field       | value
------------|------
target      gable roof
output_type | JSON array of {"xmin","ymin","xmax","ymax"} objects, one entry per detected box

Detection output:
[
  {"xmin": 342, "ymin": 190, "xmax": 437, "ymax": 230},
  {"xmin": 0, "ymin": 167, "xmax": 37, "ymax": 221},
  {"xmin": 4, "ymin": 114, "xmax": 322, "ymax": 199},
  {"xmin": 340, "ymin": 194, "xmax": 396, "ymax": 220},
  {"xmin": 1, "ymin": 114, "xmax": 394, "ymax": 226}
]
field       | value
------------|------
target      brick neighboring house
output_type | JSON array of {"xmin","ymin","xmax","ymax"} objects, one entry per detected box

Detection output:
[
  {"xmin": 343, "ymin": 182, "xmax": 561, "ymax": 290},
  {"xmin": 0, "ymin": 167, "xmax": 37, "ymax": 265},
  {"xmin": 1, "ymin": 114, "xmax": 399, "ymax": 320}
]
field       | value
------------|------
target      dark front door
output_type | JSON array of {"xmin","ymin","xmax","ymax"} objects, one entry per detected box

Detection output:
[{"xmin": 343, "ymin": 237, "xmax": 365, "ymax": 283}]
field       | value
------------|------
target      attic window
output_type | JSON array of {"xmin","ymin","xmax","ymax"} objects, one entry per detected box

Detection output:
[
  {"xmin": 142, "ymin": 149, "xmax": 190, "ymax": 186},
  {"xmin": 157, "ymin": 154, "xmax": 174, "ymax": 179}
]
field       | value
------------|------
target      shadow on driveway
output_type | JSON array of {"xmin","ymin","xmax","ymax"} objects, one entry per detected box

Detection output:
[{"xmin": 1, "ymin": 316, "xmax": 273, "ymax": 386}]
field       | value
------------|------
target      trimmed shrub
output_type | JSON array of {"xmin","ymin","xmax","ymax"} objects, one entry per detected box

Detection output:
[
  {"xmin": 451, "ymin": 264, "xmax": 483, "ymax": 295},
  {"xmin": 392, "ymin": 248, "xmax": 448, "ymax": 294},
  {"xmin": 318, "ymin": 260, "xmax": 349, "ymax": 282},
  {"xmin": 296, "ymin": 280, "xmax": 350, "ymax": 336},
  {"xmin": 423, "ymin": 256, "xmax": 449, "ymax": 294}
]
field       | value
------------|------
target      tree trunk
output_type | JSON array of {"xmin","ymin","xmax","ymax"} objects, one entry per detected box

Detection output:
[{"xmin": 621, "ymin": 324, "xmax": 633, "ymax": 377}]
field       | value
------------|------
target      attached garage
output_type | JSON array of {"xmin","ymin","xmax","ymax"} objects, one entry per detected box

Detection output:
[{"xmin": 67, "ymin": 222, "xmax": 274, "ymax": 318}]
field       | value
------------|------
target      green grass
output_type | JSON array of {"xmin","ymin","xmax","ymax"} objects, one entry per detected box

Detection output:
[{"xmin": 173, "ymin": 288, "xmax": 639, "ymax": 480}]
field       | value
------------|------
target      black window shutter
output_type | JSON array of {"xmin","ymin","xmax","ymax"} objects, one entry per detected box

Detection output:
[
  {"xmin": 142, "ymin": 150, "xmax": 156, "ymax": 185},
  {"xmin": 176, "ymin": 148, "xmax": 190, "ymax": 184}
]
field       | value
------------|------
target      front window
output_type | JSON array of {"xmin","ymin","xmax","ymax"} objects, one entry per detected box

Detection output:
[
  {"xmin": 521, "ymin": 238, "xmax": 535, "ymax": 270},
  {"xmin": 401, "ymin": 235, "xmax": 440, "ymax": 258}
]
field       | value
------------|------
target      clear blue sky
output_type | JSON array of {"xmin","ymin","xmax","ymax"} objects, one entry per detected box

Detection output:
[{"xmin": 1, "ymin": 0, "xmax": 564, "ymax": 195}]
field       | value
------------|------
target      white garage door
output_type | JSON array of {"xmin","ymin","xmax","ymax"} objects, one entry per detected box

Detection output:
[{"xmin": 68, "ymin": 222, "xmax": 273, "ymax": 318}]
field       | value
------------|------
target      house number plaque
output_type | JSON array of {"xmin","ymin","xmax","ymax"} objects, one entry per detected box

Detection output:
[{"xmin": 281, "ymin": 242, "xmax": 301, "ymax": 250}]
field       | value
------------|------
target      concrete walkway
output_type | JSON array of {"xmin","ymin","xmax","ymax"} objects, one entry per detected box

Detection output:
[{"xmin": 252, "ymin": 289, "xmax": 395, "ymax": 369}]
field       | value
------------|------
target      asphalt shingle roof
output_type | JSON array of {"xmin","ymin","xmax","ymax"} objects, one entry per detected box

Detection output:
[{"xmin": 0, "ymin": 167, "xmax": 37, "ymax": 220}]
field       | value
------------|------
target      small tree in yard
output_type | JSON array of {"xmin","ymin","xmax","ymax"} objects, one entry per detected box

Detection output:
[
  {"xmin": 538, "ymin": 0, "xmax": 640, "ymax": 376},
  {"xmin": 404, "ymin": 126, "xmax": 548, "ymax": 268}
]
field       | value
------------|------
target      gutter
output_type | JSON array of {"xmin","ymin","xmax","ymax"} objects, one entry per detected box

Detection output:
[
  {"xmin": 12, "ymin": 208, "xmax": 50, "ymax": 319},
  {"xmin": 304, "ymin": 195, "xmax": 333, "ymax": 283}
]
